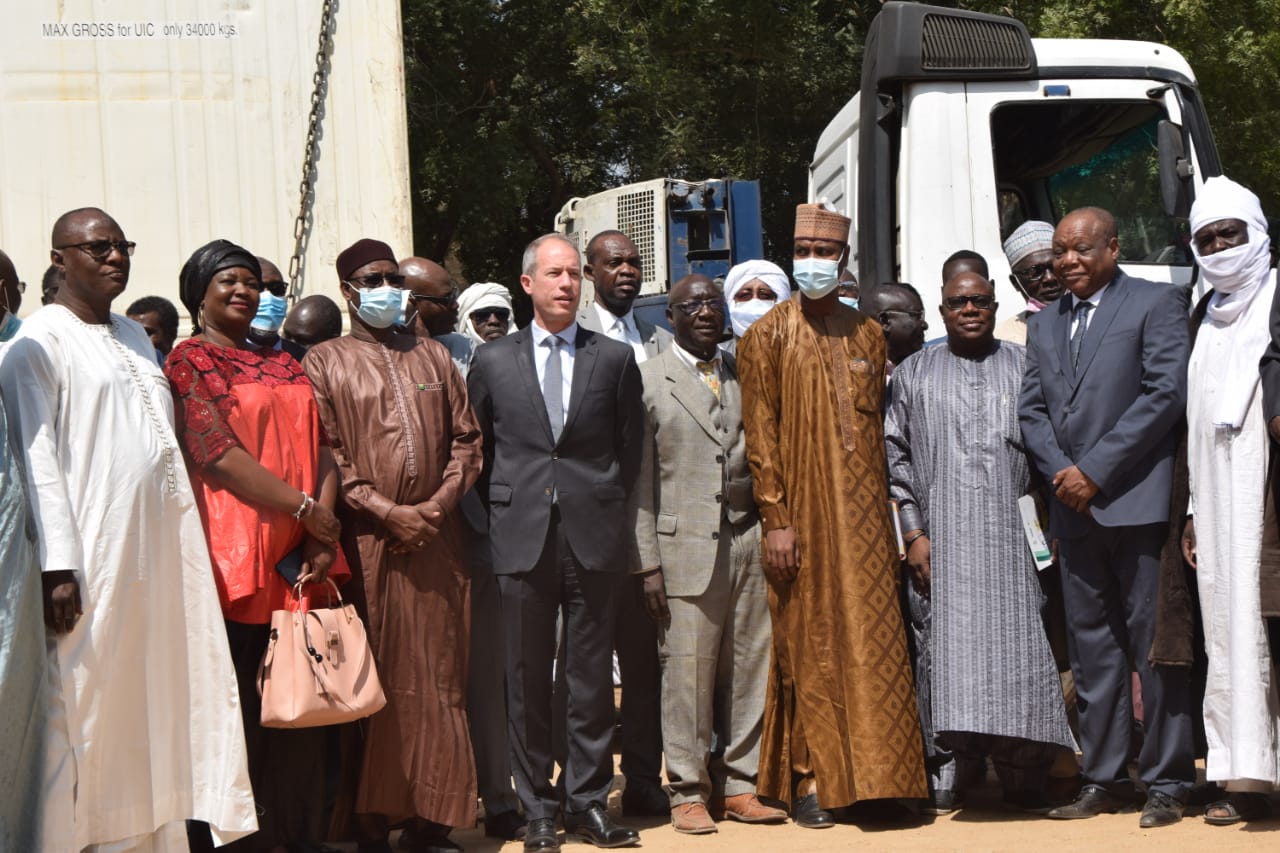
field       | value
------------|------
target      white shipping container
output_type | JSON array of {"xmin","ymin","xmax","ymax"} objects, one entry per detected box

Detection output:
[{"xmin": 0, "ymin": 0, "xmax": 413, "ymax": 326}]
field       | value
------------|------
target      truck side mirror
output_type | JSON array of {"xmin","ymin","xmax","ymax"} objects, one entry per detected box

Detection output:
[{"xmin": 1157, "ymin": 120, "xmax": 1193, "ymax": 218}]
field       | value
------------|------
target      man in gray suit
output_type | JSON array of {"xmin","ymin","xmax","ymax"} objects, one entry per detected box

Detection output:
[
  {"xmin": 468, "ymin": 233, "xmax": 644, "ymax": 852},
  {"xmin": 575, "ymin": 229, "xmax": 671, "ymax": 816},
  {"xmin": 632, "ymin": 274, "xmax": 786, "ymax": 834},
  {"xmin": 1019, "ymin": 206, "xmax": 1195, "ymax": 828}
]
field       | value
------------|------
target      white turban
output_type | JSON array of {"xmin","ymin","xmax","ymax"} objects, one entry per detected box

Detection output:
[
  {"xmin": 723, "ymin": 260, "xmax": 791, "ymax": 303},
  {"xmin": 1189, "ymin": 175, "xmax": 1276, "ymax": 429},
  {"xmin": 1002, "ymin": 220, "xmax": 1055, "ymax": 268},
  {"xmin": 456, "ymin": 281, "xmax": 516, "ymax": 347}
]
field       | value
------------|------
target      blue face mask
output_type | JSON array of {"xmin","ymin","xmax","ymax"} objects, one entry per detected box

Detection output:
[
  {"xmin": 251, "ymin": 292, "xmax": 288, "ymax": 332},
  {"xmin": 793, "ymin": 258, "xmax": 840, "ymax": 299},
  {"xmin": 838, "ymin": 296, "xmax": 859, "ymax": 311},
  {"xmin": 0, "ymin": 310, "xmax": 20, "ymax": 343},
  {"xmin": 351, "ymin": 285, "xmax": 404, "ymax": 329}
]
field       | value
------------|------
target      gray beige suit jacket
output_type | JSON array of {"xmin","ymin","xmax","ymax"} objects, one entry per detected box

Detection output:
[
  {"xmin": 632, "ymin": 347, "xmax": 758, "ymax": 598},
  {"xmin": 577, "ymin": 303, "xmax": 673, "ymax": 359}
]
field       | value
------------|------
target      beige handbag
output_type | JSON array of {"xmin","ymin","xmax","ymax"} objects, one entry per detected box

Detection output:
[{"xmin": 258, "ymin": 576, "xmax": 387, "ymax": 728}]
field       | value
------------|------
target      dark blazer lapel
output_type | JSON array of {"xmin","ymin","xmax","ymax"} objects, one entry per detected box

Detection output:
[
  {"xmin": 512, "ymin": 327, "xmax": 555, "ymax": 444},
  {"xmin": 1071, "ymin": 273, "xmax": 1129, "ymax": 389},
  {"xmin": 562, "ymin": 327, "xmax": 600, "ymax": 437},
  {"xmin": 1051, "ymin": 296, "xmax": 1073, "ymax": 379},
  {"xmin": 666, "ymin": 350, "xmax": 720, "ymax": 443}
]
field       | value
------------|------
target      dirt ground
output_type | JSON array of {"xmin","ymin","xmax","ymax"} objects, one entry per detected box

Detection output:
[{"xmin": 437, "ymin": 772, "xmax": 1278, "ymax": 853}]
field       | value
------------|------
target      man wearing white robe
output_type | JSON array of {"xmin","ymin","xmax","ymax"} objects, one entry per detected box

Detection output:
[
  {"xmin": 1183, "ymin": 177, "xmax": 1280, "ymax": 821},
  {"xmin": 0, "ymin": 208, "xmax": 256, "ymax": 852}
]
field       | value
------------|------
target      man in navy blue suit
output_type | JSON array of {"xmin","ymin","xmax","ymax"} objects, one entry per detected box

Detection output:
[{"xmin": 1019, "ymin": 206, "xmax": 1195, "ymax": 828}]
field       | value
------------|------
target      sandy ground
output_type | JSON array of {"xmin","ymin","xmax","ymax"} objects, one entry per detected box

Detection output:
[{"xmin": 435, "ymin": 774, "xmax": 1279, "ymax": 853}]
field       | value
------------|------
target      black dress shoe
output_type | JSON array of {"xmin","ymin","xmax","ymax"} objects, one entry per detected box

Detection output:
[
  {"xmin": 1139, "ymin": 791, "xmax": 1185, "ymax": 828},
  {"xmin": 620, "ymin": 782, "xmax": 669, "ymax": 817},
  {"xmin": 485, "ymin": 809, "xmax": 528, "ymax": 841},
  {"xmin": 563, "ymin": 803, "xmax": 640, "ymax": 848},
  {"xmin": 791, "ymin": 793, "xmax": 835, "ymax": 829},
  {"xmin": 524, "ymin": 817, "xmax": 560, "ymax": 852},
  {"xmin": 1046, "ymin": 784, "xmax": 1134, "ymax": 820}
]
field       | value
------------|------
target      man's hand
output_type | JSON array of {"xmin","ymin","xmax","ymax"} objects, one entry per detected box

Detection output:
[
  {"xmin": 1053, "ymin": 465, "xmax": 1099, "ymax": 513},
  {"xmin": 764, "ymin": 527, "xmax": 799, "ymax": 584},
  {"xmin": 906, "ymin": 533, "xmax": 931, "ymax": 597},
  {"xmin": 385, "ymin": 505, "xmax": 434, "ymax": 550},
  {"xmin": 43, "ymin": 570, "xmax": 81, "ymax": 634},
  {"xmin": 640, "ymin": 569, "xmax": 669, "ymax": 621},
  {"xmin": 1182, "ymin": 516, "xmax": 1197, "ymax": 569}
]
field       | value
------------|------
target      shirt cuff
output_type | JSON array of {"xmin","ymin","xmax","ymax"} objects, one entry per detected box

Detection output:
[{"xmin": 759, "ymin": 503, "xmax": 792, "ymax": 533}]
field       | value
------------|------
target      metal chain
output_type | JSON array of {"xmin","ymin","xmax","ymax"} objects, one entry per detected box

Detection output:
[{"xmin": 287, "ymin": 0, "xmax": 338, "ymax": 302}]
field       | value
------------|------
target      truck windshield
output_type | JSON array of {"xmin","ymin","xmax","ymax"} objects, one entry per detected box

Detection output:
[{"xmin": 993, "ymin": 100, "xmax": 1190, "ymax": 266}]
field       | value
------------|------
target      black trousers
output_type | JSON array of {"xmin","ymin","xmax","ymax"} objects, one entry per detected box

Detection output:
[{"xmin": 498, "ymin": 509, "xmax": 622, "ymax": 819}]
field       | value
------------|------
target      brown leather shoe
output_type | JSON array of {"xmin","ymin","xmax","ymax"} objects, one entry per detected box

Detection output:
[
  {"xmin": 712, "ymin": 793, "xmax": 788, "ymax": 824},
  {"xmin": 671, "ymin": 802, "xmax": 717, "ymax": 834}
]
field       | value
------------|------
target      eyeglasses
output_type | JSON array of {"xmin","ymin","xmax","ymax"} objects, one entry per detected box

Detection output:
[
  {"xmin": 346, "ymin": 272, "xmax": 405, "ymax": 288},
  {"xmin": 55, "ymin": 240, "xmax": 136, "ymax": 261},
  {"xmin": 880, "ymin": 308, "xmax": 925, "ymax": 320},
  {"xmin": 672, "ymin": 298, "xmax": 726, "ymax": 317},
  {"xmin": 410, "ymin": 291, "xmax": 458, "ymax": 306},
  {"xmin": 262, "ymin": 279, "xmax": 288, "ymax": 297},
  {"xmin": 943, "ymin": 294, "xmax": 996, "ymax": 311},
  {"xmin": 471, "ymin": 307, "xmax": 510, "ymax": 323},
  {"xmin": 1012, "ymin": 262, "xmax": 1053, "ymax": 281}
]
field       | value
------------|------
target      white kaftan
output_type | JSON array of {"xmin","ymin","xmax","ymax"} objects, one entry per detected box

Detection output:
[
  {"xmin": 0, "ymin": 306, "xmax": 256, "ymax": 851},
  {"xmin": 1188, "ymin": 280, "xmax": 1280, "ymax": 790}
]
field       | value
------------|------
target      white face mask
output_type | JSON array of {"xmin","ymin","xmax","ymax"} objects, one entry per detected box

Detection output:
[
  {"xmin": 792, "ymin": 258, "xmax": 840, "ymax": 299},
  {"xmin": 729, "ymin": 298, "xmax": 775, "ymax": 338},
  {"xmin": 1195, "ymin": 235, "xmax": 1272, "ymax": 294}
]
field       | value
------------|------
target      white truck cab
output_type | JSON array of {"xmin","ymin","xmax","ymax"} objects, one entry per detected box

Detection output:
[{"xmin": 810, "ymin": 2, "xmax": 1218, "ymax": 335}]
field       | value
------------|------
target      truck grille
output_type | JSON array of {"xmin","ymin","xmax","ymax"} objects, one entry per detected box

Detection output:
[
  {"xmin": 617, "ymin": 189, "xmax": 657, "ymax": 284},
  {"xmin": 921, "ymin": 14, "xmax": 1031, "ymax": 71}
]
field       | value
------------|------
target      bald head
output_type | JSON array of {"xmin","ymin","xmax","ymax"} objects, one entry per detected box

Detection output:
[
  {"xmin": 282, "ymin": 295, "xmax": 343, "ymax": 347},
  {"xmin": 49, "ymin": 206, "xmax": 130, "ymax": 320},
  {"xmin": 666, "ymin": 273, "xmax": 723, "ymax": 359},
  {"xmin": 1052, "ymin": 207, "xmax": 1120, "ymax": 299},
  {"xmin": 400, "ymin": 256, "xmax": 457, "ymax": 336},
  {"xmin": 51, "ymin": 207, "xmax": 117, "ymax": 249}
]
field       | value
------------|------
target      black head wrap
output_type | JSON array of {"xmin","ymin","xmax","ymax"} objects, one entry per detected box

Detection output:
[{"xmin": 178, "ymin": 239, "xmax": 261, "ymax": 334}]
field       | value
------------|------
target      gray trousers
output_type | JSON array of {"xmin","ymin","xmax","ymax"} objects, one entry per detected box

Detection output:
[
  {"xmin": 658, "ymin": 520, "xmax": 770, "ymax": 805},
  {"xmin": 1059, "ymin": 521, "xmax": 1194, "ymax": 800}
]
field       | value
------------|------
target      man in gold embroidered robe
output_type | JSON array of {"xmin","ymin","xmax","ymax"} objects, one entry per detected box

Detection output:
[{"xmin": 738, "ymin": 204, "xmax": 926, "ymax": 827}]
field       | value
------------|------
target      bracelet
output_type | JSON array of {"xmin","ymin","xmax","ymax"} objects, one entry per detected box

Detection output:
[
  {"xmin": 292, "ymin": 492, "xmax": 314, "ymax": 520},
  {"xmin": 904, "ymin": 530, "xmax": 927, "ymax": 549}
]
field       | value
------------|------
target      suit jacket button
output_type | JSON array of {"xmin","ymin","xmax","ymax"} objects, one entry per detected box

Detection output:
[
  {"xmin": 711, "ymin": 531, "xmax": 719, "ymax": 540},
  {"xmin": 715, "ymin": 454, "xmax": 725, "ymax": 463},
  {"xmin": 715, "ymin": 494, "xmax": 722, "ymax": 503},
  {"xmin": 551, "ymin": 452, "xmax": 559, "ymax": 460},
  {"xmin": 544, "ymin": 487, "xmax": 552, "ymax": 496}
]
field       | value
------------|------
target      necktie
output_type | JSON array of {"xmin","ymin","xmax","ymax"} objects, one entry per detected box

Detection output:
[
  {"xmin": 609, "ymin": 317, "xmax": 627, "ymax": 343},
  {"xmin": 543, "ymin": 335, "xmax": 564, "ymax": 441},
  {"xmin": 1069, "ymin": 301, "xmax": 1094, "ymax": 369},
  {"xmin": 697, "ymin": 361, "xmax": 721, "ymax": 400}
]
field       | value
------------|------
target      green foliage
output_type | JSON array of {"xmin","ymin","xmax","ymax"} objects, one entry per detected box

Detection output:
[{"xmin": 401, "ymin": 0, "xmax": 1280, "ymax": 286}]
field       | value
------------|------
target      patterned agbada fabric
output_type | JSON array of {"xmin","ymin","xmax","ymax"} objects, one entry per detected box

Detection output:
[
  {"xmin": 303, "ymin": 326, "xmax": 483, "ymax": 829},
  {"xmin": 167, "ymin": 338, "xmax": 350, "ymax": 622},
  {"xmin": 738, "ymin": 298, "xmax": 927, "ymax": 808},
  {"xmin": 884, "ymin": 342, "xmax": 1074, "ymax": 751}
]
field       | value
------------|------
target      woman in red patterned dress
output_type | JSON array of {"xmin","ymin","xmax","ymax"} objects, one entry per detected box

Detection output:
[{"xmin": 167, "ymin": 239, "xmax": 349, "ymax": 853}]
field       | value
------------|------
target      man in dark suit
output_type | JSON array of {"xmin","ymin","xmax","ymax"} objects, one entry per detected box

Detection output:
[
  {"xmin": 1019, "ymin": 206, "xmax": 1195, "ymax": 828},
  {"xmin": 574, "ymin": 229, "xmax": 671, "ymax": 816},
  {"xmin": 468, "ymin": 233, "xmax": 645, "ymax": 852}
]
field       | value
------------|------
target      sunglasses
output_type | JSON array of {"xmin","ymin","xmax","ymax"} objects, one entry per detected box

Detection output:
[
  {"xmin": 943, "ymin": 294, "xmax": 995, "ymax": 311},
  {"xmin": 471, "ymin": 307, "xmax": 510, "ymax": 323},
  {"xmin": 410, "ymin": 291, "xmax": 458, "ymax": 306},
  {"xmin": 55, "ymin": 240, "xmax": 136, "ymax": 261},
  {"xmin": 672, "ymin": 298, "xmax": 726, "ymax": 317},
  {"xmin": 1012, "ymin": 262, "xmax": 1053, "ymax": 281},
  {"xmin": 347, "ymin": 272, "xmax": 405, "ymax": 288}
]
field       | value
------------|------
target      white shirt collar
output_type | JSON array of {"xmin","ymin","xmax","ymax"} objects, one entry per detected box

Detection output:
[
  {"xmin": 673, "ymin": 342, "xmax": 720, "ymax": 375},
  {"xmin": 531, "ymin": 319, "xmax": 577, "ymax": 346},
  {"xmin": 1071, "ymin": 279, "xmax": 1111, "ymax": 310},
  {"xmin": 593, "ymin": 301, "xmax": 635, "ymax": 336}
]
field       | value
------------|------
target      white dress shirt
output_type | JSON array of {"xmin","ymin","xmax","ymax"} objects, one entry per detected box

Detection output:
[
  {"xmin": 593, "ymin": 301, "xmax": 648, "ymax": 363},
  {"xmin": 531, "ymin": 320, "xmax": 577, "ymax": 423},
  {"xmin": 1070, "ymin": 280, "xmax": 1111, "ymax": 341},
  {"xmin": 672, "ymin": 341, "xmax": 722, "ymax": 385}
]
